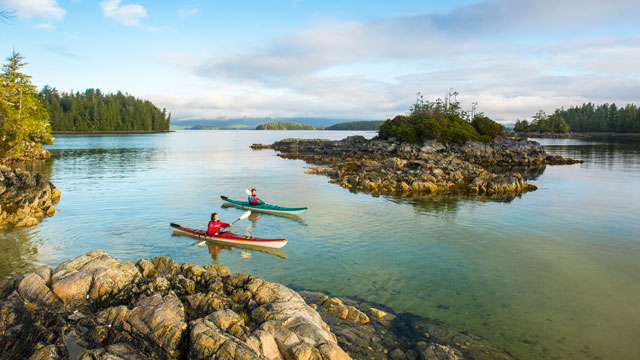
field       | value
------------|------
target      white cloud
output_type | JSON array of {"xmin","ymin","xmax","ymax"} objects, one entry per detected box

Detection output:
[
  {"xmin": 177, "ymin": 7, "xmax": 199, "ymax": 18},
  {"xmin": 1, "ymin": 0, "xmax": 65, "ymax": 20},
  {"xmin": 100, "ymin": 0, "xmax": 147, "ymax": 26},
  {"xmin": 160, "ymin": 0, "xmax": 640, "ymax": 121}
]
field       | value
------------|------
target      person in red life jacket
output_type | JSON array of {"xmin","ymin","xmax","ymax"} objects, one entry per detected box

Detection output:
[
  {"xmin": 207, "ymin": 212, "xmax": 230, "ymax": 236},
  {"xmin": 248, "ymin": 188, "xmax": 265, "ymax": 205}
]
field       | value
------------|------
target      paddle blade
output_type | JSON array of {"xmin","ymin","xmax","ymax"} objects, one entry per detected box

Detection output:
[
  {"xmin": 245, "ymin": 189, "xmax": 251, "ymax": 196},
  {"xmin": 239, "ymin": 210, "xmax": 252, "ymax": 220}
]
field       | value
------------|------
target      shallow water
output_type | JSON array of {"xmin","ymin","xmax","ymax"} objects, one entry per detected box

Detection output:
[{"xmin": 3, "ymin": 131, "xmax": 639, "ymax": 359}]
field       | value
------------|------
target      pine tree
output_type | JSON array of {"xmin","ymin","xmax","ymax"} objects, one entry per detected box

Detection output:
[{"xmin": 0, "ymin": 51, "xmax": 52, "ymax": 160}]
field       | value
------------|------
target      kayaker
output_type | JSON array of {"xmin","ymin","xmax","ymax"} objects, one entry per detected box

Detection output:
[
  {"xmin": 207, "ymin": 213, "xmax": 230, "ymax": 236},
  {"xmin": 248, "ymin": 188, "xmax": 265, "ymax": 205}
]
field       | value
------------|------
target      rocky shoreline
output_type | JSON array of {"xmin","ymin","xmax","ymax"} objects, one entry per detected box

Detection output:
[
  {"xmin": 0, "ymin": 251, "xmax": 513, "ymax": 359},
  {"xmin": 251, "ymin": 136, "xmax": 581, "ymax": 196},
  {"xmin": 0, "ymin": 165, "xmax": 60, "ymax": 227}
]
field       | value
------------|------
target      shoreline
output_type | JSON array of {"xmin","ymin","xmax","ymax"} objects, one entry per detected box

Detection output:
[
  {"xmin": 0, "ymin": 250, "xmax": 514, "ymax": 359},
  {"xmin": 52, "ymin": 130, "xmax": 174, "ymax": 134}
]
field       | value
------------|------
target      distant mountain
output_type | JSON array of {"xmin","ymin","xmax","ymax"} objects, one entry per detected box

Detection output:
[
  {"xmin": 256, "ymin": 121, "xmax": 315, "ymax": 130},
  {"xmin": 171, "ymin": 117, "xmax": 370, "ymax": 129}
]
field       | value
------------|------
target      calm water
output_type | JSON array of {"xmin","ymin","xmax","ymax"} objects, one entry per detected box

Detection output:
[{"xmin": 2, "ymin": 131, "xmax": 639, "ymax": 360}]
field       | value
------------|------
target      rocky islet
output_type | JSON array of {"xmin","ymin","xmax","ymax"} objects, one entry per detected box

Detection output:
[{"xmin": 251, "ymin": 136, "xmax": 581, "ymax": 196}]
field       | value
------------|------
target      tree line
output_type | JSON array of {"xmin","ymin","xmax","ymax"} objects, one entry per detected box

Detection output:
[
  {"xmin": 515, "ymin": 103, "xmax": 640, "ymax": 133},
  {"xmin": 324, "ymin": 120, "xmax": 384, "ymax": 130},
  {"xmin": 38, "ymin": 87, "xmax": 171, "ymax": 131}
]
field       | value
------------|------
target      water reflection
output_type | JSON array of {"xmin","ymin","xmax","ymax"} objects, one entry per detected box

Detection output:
[
  {"xmin": 384, "ymin": 192, "xmax": 524, "ymax": 217},
  {"xmin": 205, "ymin": 240, "xmax": 287, "ymax": 261},
  {"xmin": 8, "ymin": 158, "xmax": 55, "ymax": 178},
  {"xmin": 0, "ymin": 230, "xmax": 40, "ymax": 279},
  {"xmin": 221, "ymin": 203, "xmax": 307, "ymax": 225},
  {"xmin": 484, "ymin": 165, "xmax": 547, "ymax": 181}
]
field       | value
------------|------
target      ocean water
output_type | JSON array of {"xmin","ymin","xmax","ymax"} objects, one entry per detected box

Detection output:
[{"xmin": 3, "ymin": 131, "xmax": 639, "ymax": 359}]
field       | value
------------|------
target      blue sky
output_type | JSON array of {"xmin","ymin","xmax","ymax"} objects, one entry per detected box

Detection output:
[{"xmin": 1, "ymin": 0, "xmax": 639, "ymax": 123}]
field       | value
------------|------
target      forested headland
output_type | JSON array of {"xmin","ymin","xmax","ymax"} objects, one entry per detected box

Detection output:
[
  {"xmin": 323, "ymin": 120, "xmax": 384, "ymax": 130},
  {"xmin": 38, "ymin": 87, "xmax": 171, "ymax": 132},
  {"xmin": 515, "ymin": 103, "xmax": 640, "ymax": 133},
  {"xmin": 256, "ymin": 121, "xmax": 316, "ymax": 130}
]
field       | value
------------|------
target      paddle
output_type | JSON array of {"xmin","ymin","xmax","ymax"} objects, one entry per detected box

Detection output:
[
  {"xmin": 196, "ymin": 210, "xmax": 252, "ymax": 246},
  {"xmin": 245, "ymin": 189, "xmax": 251, "ymax": 196}
]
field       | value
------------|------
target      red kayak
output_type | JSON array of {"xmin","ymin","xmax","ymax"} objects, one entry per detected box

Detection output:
[{"xmin": 170, "ymin": 223, "xmax": 287, "ymax": 248}]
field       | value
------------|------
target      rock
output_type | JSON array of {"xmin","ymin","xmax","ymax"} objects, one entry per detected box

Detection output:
[
  {"xmin": 0, "ymin": 251, "xmax": 353, "ymax": 360},
  {"xmin": 0, "ymin": 165, "xmax": 60, "ymax": 228},
  {"xmin": 421, "ymin": 344, "xmax": 463, "ymax": 360},
  {"xmin": 127, "ymin": 293, "xmax": 187, "ymax": 357},
  {"xmin": 368, "ymin": 307, "xmax": 388, "ymax": 319}
]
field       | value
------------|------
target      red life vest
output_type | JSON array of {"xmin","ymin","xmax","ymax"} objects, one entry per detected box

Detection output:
[
  {"xmin": 207, "ymin": 220, "xmax": 229, "ymax": 235},
  {"xmin": 249, "ymin": 194, "xmax": 260, "ymax": 205}
]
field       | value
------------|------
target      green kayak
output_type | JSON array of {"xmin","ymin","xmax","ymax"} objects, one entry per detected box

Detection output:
[{"xmin": 220, "ymin": 195, "xmax": 307, "ymax": 215}]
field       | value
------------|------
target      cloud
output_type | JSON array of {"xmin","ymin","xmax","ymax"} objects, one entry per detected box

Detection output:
[
  {"xmin": 164, "ymin": 0, "xmax": 640, "ymax": 121},
  {"xmin": 177, "ymin": 6, "xmax": 199, "ymax": 18},
  {"xmin": 100, "ymin": 0, "xmax": 147, "ymax": 26},
  {"xmin": 0, "ymin": 0, "xmax": 65, "ymax": 20}
]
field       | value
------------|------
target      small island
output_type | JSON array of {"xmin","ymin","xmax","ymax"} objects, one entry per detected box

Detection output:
[
  {"xmin": 252, "ymin": 95, "xmax": 581, "ymax": 197},
  {"xmin": 256, "ymin": 121, "xmax": 316, "ymax": 130}
]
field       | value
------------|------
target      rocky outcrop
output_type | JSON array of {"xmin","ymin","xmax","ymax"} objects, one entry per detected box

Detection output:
[
  {"xmin": 0, "ymin": 165, "xmax": 60, "ymax": 227},
  {"xmin": 0, "ymin": 250, "xmax": 350, "ymax": 360},
  {"xmin": 0, "ymin": 142, "xmax": 51, "ymax": 164},
  {"xmin": 251, "ymin": 136, "xmax": 582, "ymax": 196}
]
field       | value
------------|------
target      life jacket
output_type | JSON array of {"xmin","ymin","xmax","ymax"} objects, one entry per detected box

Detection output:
[
  {"xmin": 248, "ymin": 194, "xmax": 262, "ymax": 205},
  {"xmin": 207, "ymin": 220, "xmax": 229, "ymax": 235}
]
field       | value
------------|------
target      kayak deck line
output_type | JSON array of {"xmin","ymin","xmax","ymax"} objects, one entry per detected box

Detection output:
[
  {"xmin": 170, "ymin": 223, "xmax": 287, "ymax": 248},
  {"xmin": 220, "ymin": 196, "xmax": 308, "ymax": 215}
]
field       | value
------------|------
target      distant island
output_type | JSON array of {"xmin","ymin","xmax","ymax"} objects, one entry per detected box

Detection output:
[
  {"xmin": 256, "ymin": 121, "xmax": 316, "ymax": 130},
  {"xmin": 38, "ymin": 87, "xmax": 171, "ymax": 132},
  {"xmin": 324, "ymin": 120, "xmax": 384, "ymax": 130},
  {"xmin": 515, "ymin": 103, "xmax": 640, "ymax": 134}
]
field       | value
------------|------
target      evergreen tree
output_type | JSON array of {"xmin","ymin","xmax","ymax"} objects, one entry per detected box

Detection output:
[{"xmin": 0, "ymin": 51, "xmax": 52, "ymax": 160}]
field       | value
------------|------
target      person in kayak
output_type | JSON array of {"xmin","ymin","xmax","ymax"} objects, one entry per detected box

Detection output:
[
  {"xmin": 207, "ymin": 213, "xmax": 230, "ymax": 236},
  {"xmin": 248, "ymin": 188, "xmax": 265, "ymax": 205}
]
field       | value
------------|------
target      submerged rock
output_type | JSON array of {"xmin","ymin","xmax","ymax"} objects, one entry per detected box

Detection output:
[{"xmin": 0, "ymin": 165, "xmax": 60, "ymax": 228}]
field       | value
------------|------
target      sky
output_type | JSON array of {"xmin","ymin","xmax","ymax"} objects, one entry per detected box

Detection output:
[{"xmin": 1, "ymin": 0, "xmax": 639, "ymax": 123}]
